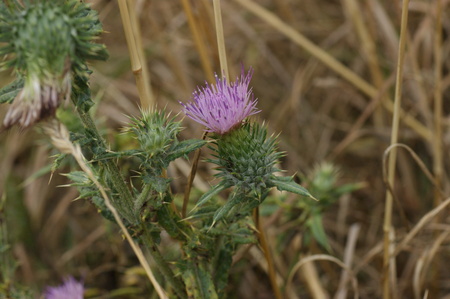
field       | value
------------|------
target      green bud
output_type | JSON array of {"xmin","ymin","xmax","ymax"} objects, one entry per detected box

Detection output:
[
  {"xmin": 0, "ymin": 0, "xmax": 108, "ymax": 128},
  {"xmin": 210, "ymin": 122, "xmax": 283, "ymax": 196},
  {"xmin": 128, "ymin": 109, "xmax": 182, "ymax": 157}
]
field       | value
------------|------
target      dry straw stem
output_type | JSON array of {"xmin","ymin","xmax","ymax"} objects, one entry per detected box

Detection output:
[
  {"xmin": 44, "ymin": 121, "xmax": 168, "ymax": 299},
  {"xmin": 393, "ymin": 196, "xmax": 450, "ymax": 257},
  {"xmin": 383, "ymin": 0, "xmax": 410, "ymax": 298},
  {"xmin": 382, "ymin": 144, "xmax": 443, "ymax": 204},
  {"xmin": 213, "ymin": 0, "xmax": 229, "ymax": 80},
  {"xmin": 342, "ymin": 0, "xmax": 386, "ymax": 127},
  {"xmin": 335, "ymin": 224, "xmax": 361, "ymax": 299},
  {"xmin": 232, "ymin": 0, "xmax": 431, "ymax": 141},
  {"xmin": 180, "ymin": 0, "xmax": 215, "ymax": 83},
  {"xmin": 413, "ymin": 231, "xmax": 449, "ymax": 299},
  {"xmin": 382, "ymin": 143, "xmax": 443, "ymax": 231},
  {"xmin": 433, "ymin": 0, "xmax": 443, "ymax": 205},
  {"xmin": 285, "ymin": 254, "xmax": 359, "ymax": 299},
  {"xmin": 118, "ymin": 0, "xmax": 154, "ymax": 109}
]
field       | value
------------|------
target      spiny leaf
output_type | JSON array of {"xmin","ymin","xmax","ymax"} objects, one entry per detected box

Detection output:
[
  {"xmin": 166, "ymin": 139, "xmax": 207, "ymax": 161},
  {"xmin": 0, "ymin": 78, "xmax": 24, "ymax": 104},
  {"xmin": 308, "ymin": 214, "xmax": 332, "ymax": 252},
  {"xmin": 192, "ymin": 182, "xmax": 231, "ymax": 211},
  {"xmin": 270, "ymin": 176, "xmax": 316, "ymax": 200}
]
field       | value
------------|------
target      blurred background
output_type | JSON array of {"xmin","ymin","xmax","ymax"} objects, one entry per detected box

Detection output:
[{"xmin": 1, "ymin": 0, "xmax": 449, "ymax": 298}]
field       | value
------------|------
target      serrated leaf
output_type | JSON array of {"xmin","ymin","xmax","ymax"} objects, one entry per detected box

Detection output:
[
  {"xmin": 211, "ymin": 194, "xmax": 242, "ymax": 227},
  {"xmin": 63, "ymin": 171, "xmax": 92, "ymax": 186},
  {"xmin": 308, "ymin": 214, "xmax": 332, "ymax": 252},
  {"xmin": 94, "ymin": 149, "xmax": 142, "ymax": 161},
  {"xmin": 166, "ymin": 139, "xmax": 207, "ymax": 161},
  {"xmin": 0, "ymin": 78, "xmax": 24, "ymax": 104},
  {"xmin": 192, "ymin": 182, "xmax": 230, "ymax": 211},
  {"xmin": 188, "ymin": 204, "xmax": 220, "ymax": 220},
  {"xmin": 271, "ymin": 176, "xmax": 316, "ymax": 199}
]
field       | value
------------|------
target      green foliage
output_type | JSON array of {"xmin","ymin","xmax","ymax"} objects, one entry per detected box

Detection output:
[
  {"xmin": 195, "ymin": 122, "xmax": 313, "ymax": 225},
  {"xmin": 289, "ymin": 162, "xmax": 363, "ymax": 252},
  {"xmin": 0, "ymin": 0, "xmax": 108, "ymax": 82},
  {"xmin": 0, "ymin": 78, "xmax": 23, "ymax": 104},
  {"xmin": 211, "ymin": 123, "xmax": 282, "ymax": 196},
  {"xmin": 0, "ymin": 194, "xmax": 33, "ymax": 299},
  {"xmin": 125, "ymin": 109, "xmax": 207, "ymax": 178}
]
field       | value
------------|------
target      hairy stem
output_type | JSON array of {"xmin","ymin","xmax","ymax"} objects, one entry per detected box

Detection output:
[
  {"xmin": 141, "ymin": 226, "xmax": 188, "ymax": 299},
  {"xmin": 76, "ymin": 108, "xmax": 137, "ymax": 224}
]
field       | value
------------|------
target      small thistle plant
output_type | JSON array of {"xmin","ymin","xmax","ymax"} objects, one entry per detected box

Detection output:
[{"xmin": 0, "ymin": 1, "xmax": 314, "ymax": 298}]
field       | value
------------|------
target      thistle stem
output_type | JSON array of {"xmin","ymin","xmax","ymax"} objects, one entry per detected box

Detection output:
[
  {"xmin": 254, "ymin": 207, "xmax": 282, "ymax": 299},
  {"xmin": 141, "ymin": 226, "xmax": 188, "ymax": 299},
  {"xmin": 182, "ymin": 131, "xmax": 207, "ymax": 218},
  {"xmin": 76, "ymin": 108, "xmax": 137, "ymax": 224}
]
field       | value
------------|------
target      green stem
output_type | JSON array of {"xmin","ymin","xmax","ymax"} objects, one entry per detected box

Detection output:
[
  {"xmin": 76, "ymin": 108, "xmax": 137, "ymax": 224},
  {"xmin": 135, "ymin": 182, "xmax": 152, "ymax": 212},
  {"xmin": 141, "ymin": 227, "xmax": 188, "ymax": 299}
]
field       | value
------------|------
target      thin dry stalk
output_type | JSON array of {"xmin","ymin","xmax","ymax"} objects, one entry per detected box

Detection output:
[
  {"xmin": 413, "ymin": 256, "xmax": 425, "ymax": 299},
  {"xmin": 213, "ymin": 0, "xmax": 229, "ymax": 79},
  {"xmin": 180, "ymin": 0, "xmax": 215, "ymax": 82},
  {"xmin": 232, "ymin": 0, "xmax": 431, "ymax": 141},
  {"xmin": 285, "ymin": 254, "xmax": 359, "ymax": 299},
  {"xmin": 433, "ymin": 0, "xmax": 443, "ymax": 206},
  {"xmin": 343, "ymin": 0, "xmax": 386, "ymax": 127},
  {"xmin": 382, "ymin": 1, "xmax": 410, "ymax": 298},
  {"xmin": 44, "ymin": 121, "xmax": 168, "ymax": 299},
  {"xmin": 394, "ymin": 197, "xmax": 450, "ymax": 257},
  {"xmin": 382, "ymin": 144, "xmax": 438, "ymax": 193},
  {"xmin": 335, "ymin": 224, "xmax": 360, "ymax": 299},
  {"xmin": 118, "ymin": 0, "xmax": 154, "ymax": 109},
  {"xmin": 127, "ymin": 0, "xmax": 155, "ymax": 108},
  {"xmin": 56, "ymin": 226, "xmax": 105, "ymax": 267},
  {"xmin": 414, "ymin": 231, "xmax": 449, "ymax": 299},
  {"xmin": 300, "ymin": 258, "xmax": 329, "ymax": 299}
]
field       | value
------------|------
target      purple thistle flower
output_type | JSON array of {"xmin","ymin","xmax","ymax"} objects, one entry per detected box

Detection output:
[
  {"xmin": 44, "ymin": 276, "xmax": 84, "ymax": 299},
  {"xmin": 180, "ymin": 67, "xmax": 260, "ymax": 135}
]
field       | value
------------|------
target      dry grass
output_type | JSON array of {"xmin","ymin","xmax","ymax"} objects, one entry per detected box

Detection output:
[{"xmin": 1, "ymin": 0, "xmax": 450, "ymax": 298}]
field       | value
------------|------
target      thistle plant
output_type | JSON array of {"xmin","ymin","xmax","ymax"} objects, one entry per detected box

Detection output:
[
  {"xmin": 283, "ymin": 163, "xmax": 363, "ymax": 252},
  {"xmin": 183, "ymin": 68, "xmax": 314, "ymax": 225},
  {"xmin": 0, "ymin": 2, "xmax": 315, "ymax": 298}
]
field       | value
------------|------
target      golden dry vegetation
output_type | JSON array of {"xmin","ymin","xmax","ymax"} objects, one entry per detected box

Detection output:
[{"xmin": 1, "ymin": 0, "xmax": 449, "ymax": 298}]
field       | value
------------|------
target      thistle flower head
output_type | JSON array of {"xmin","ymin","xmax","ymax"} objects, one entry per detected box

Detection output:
[
  {"xmin": 44, "ymin": 276, "xmax": 84, "ymax": 299},
  {"xmin": 180, "ymin": 67, "xmax": 259, "ymax": 135},
  {"xmin": 0, "ymin": 0, "xmax": 108, "ymax": 128},
  {"xmin": 210, "ymin": 123, "xmax": 282, "ymax": 196}
]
